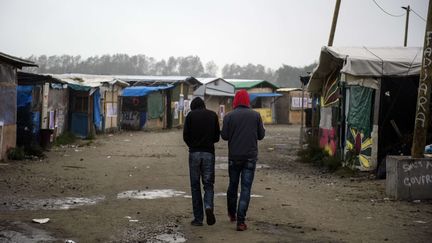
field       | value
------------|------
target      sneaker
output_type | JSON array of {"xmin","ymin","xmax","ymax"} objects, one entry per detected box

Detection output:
[
  {"xmin": 228, "ymin": 213, "xmax": 236, "ymax": 222},
  {"xmin": 190, "ymin": 220, "xmax": 203, "ymax": 226},
  {"xmin": 205, "ymin": 208, "xmax": 216, "ymax": 225},
  {"xmin": 236, "ymin": 223, "xmax": 247, "ymax": 231}
]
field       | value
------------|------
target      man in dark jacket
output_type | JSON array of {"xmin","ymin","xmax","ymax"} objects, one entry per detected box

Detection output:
[
  {"xmin": 183, "ymin": 97, "xmax": 220, "ymax": 226},
  {"xmin": 221, "ymin": 89, "xmax": 265, "ymax": 231}
]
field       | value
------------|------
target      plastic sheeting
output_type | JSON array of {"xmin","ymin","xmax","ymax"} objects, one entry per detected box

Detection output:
[
  {"xmin": 93, "ymin": 89, "xmax": 102, "ymax": 131},
  {"xmin": 147, "ymin": 92, "xmax": 164, "ymax": 119},
  {"xmin": 17, "ymin": 86, "xmax": 33, "ymax": 108},
  {"xmin": 122, "ymin": 85, "xmax": 173, "ymax": 97},
  {"xmin": 347, "ymin": 86, "xmax": 373, "ymax": 135},
  {"xmin": 308, "ymin": 46, "xmax": 422, "ymax": 92}
]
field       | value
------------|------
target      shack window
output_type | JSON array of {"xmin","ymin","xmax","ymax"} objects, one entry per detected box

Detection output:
[{"xmin": 73, "ymin": 96, "xmax": 88, "ymax": 112}]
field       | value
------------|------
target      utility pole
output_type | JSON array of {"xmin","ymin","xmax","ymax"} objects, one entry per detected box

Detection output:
[
  {"xmin": 411, "ymin": 0, "xmax": 432, "ymax": 158},
  {"xmin": 402, "ymin": 5, "xmax": 410, "ymax": 47},
  {"xmin": 328, "ymin": 0, "xmax": 341, "ymax": 46}
]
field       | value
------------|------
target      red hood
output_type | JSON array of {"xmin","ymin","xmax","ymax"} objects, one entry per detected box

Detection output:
[{"xmin": 233, "ymin": 89, "xmax": 250, "ymax": 108}]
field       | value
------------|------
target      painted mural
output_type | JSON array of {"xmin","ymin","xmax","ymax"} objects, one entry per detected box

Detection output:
[
  {"xmin": 320, "ymin": 70, "xmax": 339, "ymax": 107},
  {"xmin": 319, "ymin": 127, "xmax": 337, "ymax": 156},
  {"xmin": 346, "ymin": 127, "xmax": 372, "ymax": 170},
  {"xmin": 318, "ymin": 71, "xmax": 340, "ymax": 156}
]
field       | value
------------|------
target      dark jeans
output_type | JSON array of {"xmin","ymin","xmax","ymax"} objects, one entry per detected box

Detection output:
[
  {"xmin": 227, "ymin": 158, "xmax": 256, "ymax": 224},
  {"xmin": 189, "ymin": 152, "xmax": 215, "ymax": 222}
]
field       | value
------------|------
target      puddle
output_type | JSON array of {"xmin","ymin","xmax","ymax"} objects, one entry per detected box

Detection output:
[
  {"xmin": 155, "ymin": 233, "xmax": 186, "ymax": 243},
  {"xmin": 0, "ymin": 221, "xmax": 56, "ymax": 242},
  {"xmin": 0, "ymin": 196, "xmax": 105, "ymax": 211},
  {"xmin": 215, "ymin": 163, "xmax": 270, "ymax": 170},
  {"xmin": 214, "ymin": 192, "xmax": 263, "ymax": 198},
  {"xmin": 117, "ymin": 189, "xmax": 186, "ymax": 200}
]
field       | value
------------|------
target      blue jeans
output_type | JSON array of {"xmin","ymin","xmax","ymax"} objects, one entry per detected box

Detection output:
[
  {"xmin": 189, "ymin": 152, "xmax": 215, "ymax": 222},
  {"xmin": 227, "ymin": 158, "xmax": 256, "ymax": 224}
]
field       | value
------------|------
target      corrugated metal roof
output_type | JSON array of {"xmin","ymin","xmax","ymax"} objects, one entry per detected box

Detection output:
[
  {"xmin": 48, "ymin": 74, "xmax": 204, "ymax": 88},
  {"xmin": 114, "ymin": 75, "xmax": 201, "ymax": 86},
  {"xmin": 49, "ymin": 74, "xmax": 129, "ymax": 88},
  {"xmin": 17, "ymin": 72, "xmax": 65, "ymax": 85},
  {"xmin": 0, "ymin": 52, "xmax": 37, "ymax": 68},
  {"xmin": 225, "ymin": 79, "xmax": 279, "ymax": 89}
]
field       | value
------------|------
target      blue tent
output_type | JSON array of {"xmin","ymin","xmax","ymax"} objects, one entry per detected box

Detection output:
[
  {"xmin": 249, "ymin": 93, "xmax": 282, "ymax": 102},
  {"xmin": 122, "ymin": 85, "xmax": 174, "ymax": 97}
]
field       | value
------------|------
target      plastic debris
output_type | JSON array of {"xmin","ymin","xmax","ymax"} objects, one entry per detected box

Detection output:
[
  {"xmin": 32, "ymin": 218, "xmax": 50, "ymax": 224},
  {"xmin": 414, "ymin": 220, "xmax": 427, "ymax": 224},
  {"xmin": 65, "ymin": 240, "xmax": 76, "ymax": 243}
]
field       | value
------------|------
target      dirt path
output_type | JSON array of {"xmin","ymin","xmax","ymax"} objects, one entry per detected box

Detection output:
[{"xmin": 0, "ymin": 125, "xmax": 431, "ymax": 242}]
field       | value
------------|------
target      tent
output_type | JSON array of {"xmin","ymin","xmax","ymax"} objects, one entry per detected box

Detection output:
[{"xmin": 307, "ymin": 46, "xmax": 424, "ymax": 171}]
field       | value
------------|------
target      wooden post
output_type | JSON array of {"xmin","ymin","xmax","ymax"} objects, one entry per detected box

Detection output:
[
  {"xmin": 411, "ymin": 0, "xmax": 432, "ymax": 158},
  {"xmin": 328, "ymin": 0, "xmax": 341, "ymax": 46},
  {"xmin": 402, "ymin": 5, "xmax": 410, "ymax": 47}
]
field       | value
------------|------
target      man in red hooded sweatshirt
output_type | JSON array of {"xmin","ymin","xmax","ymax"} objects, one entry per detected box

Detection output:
[{"xmin": 221, "ymin": 89, "xmax": 265, "ymax": 231}]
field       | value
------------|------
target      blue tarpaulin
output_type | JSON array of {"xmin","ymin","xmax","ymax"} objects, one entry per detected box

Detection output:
[
  {"xmin": 122, "ymin": 85, "xmax": 174, "ymax": 97},
  {"xmin": 93, "ymin": 89, "xmax": 102, "ymax": 131},
  {"xmin": 17, "ymin": 86, "xmax": 33, "ymax": 108},
  {"xmin": 249, "ymin": 93, "xmax": 282, "ymax": 102}
]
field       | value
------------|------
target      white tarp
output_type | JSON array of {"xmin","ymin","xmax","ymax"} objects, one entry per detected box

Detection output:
[{"xmin": 308, "ymin": 46, "xmax": 422, "ymax": 92}]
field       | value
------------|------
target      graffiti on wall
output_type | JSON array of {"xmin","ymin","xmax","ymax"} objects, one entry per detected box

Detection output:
[
  {"xmin": 346, "ymin": 127, "xmax": 372, "ymax": 169},
  {"xmin": 414, "ymin": 31, "xmax": 432, "ymax": 129},
  {"xmin": 121, "ymin": 111, "xmax": 141, "ymax": 130}
]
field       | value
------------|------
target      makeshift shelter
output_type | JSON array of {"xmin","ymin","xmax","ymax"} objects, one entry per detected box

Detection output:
[
  {"xmin": 307, "ymin": 46, "xmax": 426, "ymax": 171},
  {"xmin": 52, "ymin": 74, "xmax": 129, "ymax": 137},
  {"xmin": 0, "ymin": 52, "xmax": 37, "ymax": 160},
  {"xmin": 121, "ymin": 85, "xmax": 174, "ymax": 130},
  {"xmin": 225, "ymin": 79, "xmax": 281, "ymax": 124},
  {"xmin": 194, "ymin": 78, "xmax": 235, "ymax": 120},
  {"xmin": 116, "ymin": 76, "xmax": 201, "ymax": 128},
  {"xmin": 17, "ymin": 72, "xmax": 68, "ymax": 148},
  {"xmin": 275, "ymin": 88, "xmax": 311, "ymax": 124}
]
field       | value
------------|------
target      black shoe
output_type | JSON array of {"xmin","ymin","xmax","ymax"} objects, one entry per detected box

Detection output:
[
  {"xmin": 190, "ymin": 220, "xmax": 203, "ymax": 226},
  {"xmin": 205, "ymin": 208, "xmax": 216, "ymax": 225}
]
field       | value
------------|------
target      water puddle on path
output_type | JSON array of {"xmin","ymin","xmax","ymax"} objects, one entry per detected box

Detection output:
[
  {"xmin": 155, "ymin": 232, "xmax": 187, "ymax": 243},
  {"xmin": 214, "ymin": 192, "xmax": 264, "ymax": 198},
  {"xmin": 0, "ymin": 196, "xmax": 105, "ymax": 211},
  {"xmin": 117, "ymin": 189, "xmax": 186, "ymax": 200}
]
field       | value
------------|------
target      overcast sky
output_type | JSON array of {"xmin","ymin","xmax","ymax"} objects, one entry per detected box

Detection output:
[{"xmin": 0, "ymin": 0, "xmax": 428, "ymax": 70}]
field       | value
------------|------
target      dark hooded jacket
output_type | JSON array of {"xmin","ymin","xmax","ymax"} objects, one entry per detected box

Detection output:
[
  {"xmin": 183, "ymin": 97, "xmax": 220, "ymax": 154},
  {"xmin": 221, "ymin": 89, "xmax": 265, "ymax": 160}
]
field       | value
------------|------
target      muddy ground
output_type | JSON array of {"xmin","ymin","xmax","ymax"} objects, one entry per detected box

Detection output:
[{"xmin": 0, "ymin": 125, "xmax": 431, "ymax": 243}]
